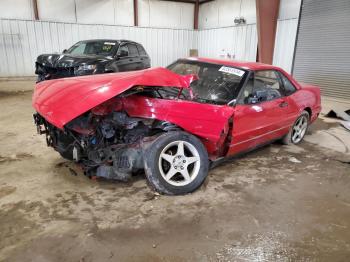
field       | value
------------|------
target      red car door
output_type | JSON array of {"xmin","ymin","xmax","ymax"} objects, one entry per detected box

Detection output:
[
  {"xmin": 277, "ymin": 70, "xmax": 302, "ymax": 125},
  {"xmin": 227, "ymin": 70, "xmax": 291, "ymax": 156}
]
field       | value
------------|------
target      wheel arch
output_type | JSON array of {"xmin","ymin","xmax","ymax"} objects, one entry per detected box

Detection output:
[{"xmin": 303, "ymin": 107, "xmax": 312, "ymax": 118}]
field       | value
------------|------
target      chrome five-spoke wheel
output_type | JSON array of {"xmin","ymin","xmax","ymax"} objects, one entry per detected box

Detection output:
[
  {"xmin": 159, "ymin": 140, "xmax": 200, "ymax": 186},
  {"xmin": 291, "ymin": 115, "xmax": 308, "ymax": 143},
  {"xmin": 281, "ymin": 110, "xmax": 310, "ymax": 145},
  {"xmin": 144, "ymin": 131, "xmax": 209, "ymax": 195}
]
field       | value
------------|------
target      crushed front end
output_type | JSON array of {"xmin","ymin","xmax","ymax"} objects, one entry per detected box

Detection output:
[{"xmin": 33, "ymin": 106, "xmax": 168, "ymax": 181}]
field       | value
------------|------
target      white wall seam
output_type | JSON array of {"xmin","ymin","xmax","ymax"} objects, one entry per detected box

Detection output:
[{"xmin": 273, "ymin": 18, "xmax": 299, "ymax": 73}]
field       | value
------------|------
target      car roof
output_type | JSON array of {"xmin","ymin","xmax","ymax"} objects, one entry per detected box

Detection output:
[
  {"xmin": 182, "ymin": 57, "xmax": 282, "ymax": 71},
  {"xmin": 78, "ymin": 39, "xmax": 140, "ymax": 45}
]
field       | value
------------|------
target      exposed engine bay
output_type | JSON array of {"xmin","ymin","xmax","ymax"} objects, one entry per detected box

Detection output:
[{"xmin": 33, "ymin": 98, "xmax": 178, "ymax": 181}]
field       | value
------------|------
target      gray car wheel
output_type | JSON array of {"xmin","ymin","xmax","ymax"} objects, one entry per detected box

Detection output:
[
  {"xmin": 143, "ymin": 131, "xmax": 209, "ymax": 195},
  {"xmin": 282, "ymin": 110, "xmax": 310, "ymax": 145}
]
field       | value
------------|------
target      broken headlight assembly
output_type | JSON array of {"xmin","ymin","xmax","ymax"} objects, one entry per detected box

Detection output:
[{"xmin": 75, "ymin": 64, "xmax": 97, "ymax": 75}]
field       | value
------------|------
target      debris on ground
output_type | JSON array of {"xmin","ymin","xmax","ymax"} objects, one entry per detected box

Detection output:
[
  {"xmin": 340, "ymin": 121, "xmax": 350, "ymax": 132},
  {"xmin": 0, "ymin": 153, "xmax": 33, "ymax": 163},
  {"xmin": 325, "ymin": 109, "xmax": 350, "ymax": 121},
  {"xmin": 288, "ymin": 157, "xmax": 302, "ymax": 163},
  {"xmin": 69, "ymin": 168, "xmax": 78, "ymax": 176}
]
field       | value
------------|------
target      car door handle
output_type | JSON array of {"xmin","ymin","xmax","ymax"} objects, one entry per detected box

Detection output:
[
  {"xmin": 279, "ymin": 101, "xmax": 288, "ymax": 108},
  {"xmin": 129, "ymin": 59, "xmax": 133, "ymax": 61}
]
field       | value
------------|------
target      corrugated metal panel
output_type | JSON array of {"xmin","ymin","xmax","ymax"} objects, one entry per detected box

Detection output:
[
  {"xmin": 197, "ymin": 24, "xmax": 258, "ymax": 62},
  {"xmin": 278, "ymin": 0, "xmax": 301, "ymax": 20},
  {"xmin": 273, "ymin": 18, "xmax": 298, "ymax": 73},
  {"xmin": 0, "ymin": 19, "xmax": 196, "ymax": 77},
  {"xmin": 293, "ymin": 0, "xmax": 350, "ymax": 99},
  {"xmin": 199, "ymin": 0, "xmax": 256, "ymax": 29}
]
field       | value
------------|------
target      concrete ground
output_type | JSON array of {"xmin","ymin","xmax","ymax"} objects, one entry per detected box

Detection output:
[{"xmin": 0, "ymin": 79, "xmax": 350, "ymax": 262}]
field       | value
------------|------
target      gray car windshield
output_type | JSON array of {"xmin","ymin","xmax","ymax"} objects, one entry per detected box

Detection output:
[
  {"xmin": 167, "ymin": 60, "xmax": 246, "ymax": 105},
  {"xmin": 67, "ymin": 41, "xmax": 118, "ymax": 56}
]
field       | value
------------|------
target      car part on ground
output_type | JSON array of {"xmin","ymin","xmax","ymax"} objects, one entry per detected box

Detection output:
[
  {"xmin": 33, "ymin": 57, "xmax": 321, "ymax": 195},
  {"xmin": 325, "ymin": 109, "xmax": 350, "ymax": 121},
  {"xmin": 324, "ymin": 109, "xmax": 350, "ymax": 132},
  {"xmin": 340, "ymin": 121, "xmax": 350, "ymax": 132},
  {"xmin": 35, "ymin": 39, "xmax": 150, "ymax": 82}
]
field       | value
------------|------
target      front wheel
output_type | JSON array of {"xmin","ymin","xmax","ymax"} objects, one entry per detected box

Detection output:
[
  {"xmin": 143, "ymin": 131, "xmax": 209, "ymax": 195},
  {"xmin": 282, "ymin": 110, "xmax": 309, "ymax": 145}
]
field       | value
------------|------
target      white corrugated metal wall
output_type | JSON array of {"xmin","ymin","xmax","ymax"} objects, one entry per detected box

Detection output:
[
  {"xmin": 0, "ymin": 18, "xmax": 260, "ymax": 77},
  {"xmin": 197, "ymin": 24, "xmax": 258, "ymax": 62},
  {"xmin": 198, "ymin": 0, "xmax": 256, "ymax": 29},
  {"xmin": 0, "ymin": 19, "xmax": 197, "ymax": 77},
  {"xmin": 0, "ymin": 0, "xmax": 302, "ymax": 77},
  {"xmin": 196, "ymin": 0, "xmax": 258, "ymax": 62},
  {"xmin": 273, "ymin": 0, "xmax": 301, "ymax": 73},
  {"xmin": 273, "ymin": 19, "xmax": 298, "ymax": 73}
]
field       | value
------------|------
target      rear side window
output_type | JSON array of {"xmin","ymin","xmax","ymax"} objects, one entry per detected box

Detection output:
[
  {"xmin": 127, "ymin": 44, "xmax": 139, "ymax": 56},
  {"xmin": 137, "ymin": 45, "xmax": 147, "ymax": 56},
  {"xmin": 279, "ymin": 72, "xmax": 297, "ymax": 96}
]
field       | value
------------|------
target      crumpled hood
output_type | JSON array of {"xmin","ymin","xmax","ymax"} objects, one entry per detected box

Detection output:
[
  {"xmin": 36, "ymin": 53, "xmax": 111, "ymax": 68},
  {"xmin": 32, "ymin": 67, "xmax": 196, "ymax": 129}
]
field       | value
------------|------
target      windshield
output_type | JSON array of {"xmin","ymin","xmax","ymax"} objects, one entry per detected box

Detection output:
[
  {"xmin": 67, "ymin": 41, "xmax": 118, "ymax": 56},
  {"xmin": 167, "ymin": 60, "xmax": 247, "ymax": 105}
]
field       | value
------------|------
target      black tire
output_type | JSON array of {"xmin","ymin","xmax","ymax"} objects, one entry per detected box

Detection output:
[
  {"xmin": 281, "ymin": 110, "xmax": 310, "ymax": 145},
  {"xmin": 143, "ymin": 131, "xmax": 209, "ymax": 195}
]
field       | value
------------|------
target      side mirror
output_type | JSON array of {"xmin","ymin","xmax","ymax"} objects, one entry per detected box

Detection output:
[
  {"xmin": 117, "ymin": 50, "xmax": 128, "ymax": 58},
  {"xmin": 62, "ymin": 49, "xmax": 68, "ymax": 54}
]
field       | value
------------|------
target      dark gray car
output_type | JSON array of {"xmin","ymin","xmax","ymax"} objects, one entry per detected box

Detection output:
[{"xmin": 35, "ymin": 39, "xmax": 151, "ymax": 82}]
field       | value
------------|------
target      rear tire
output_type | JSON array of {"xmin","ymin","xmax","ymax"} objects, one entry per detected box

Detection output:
[
  {"xmin": 281, "ymin": 110, "xmax": 309, "ymax": 145},
  {"xmin": 143, "ymin": 131, "xmax": 209, "ymax": 195}
]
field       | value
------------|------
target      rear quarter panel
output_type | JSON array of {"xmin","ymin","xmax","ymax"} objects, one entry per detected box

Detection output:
[{"xmin": 288, "ymin": 84, "xmax": 321, "ymax": 123}]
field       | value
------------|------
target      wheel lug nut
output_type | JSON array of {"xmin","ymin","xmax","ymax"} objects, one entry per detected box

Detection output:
[
  {"xmin": 174, "ymin": 166, "xmax": 177, "ymax": 169},
  {"xmin": 183, "ymin": 160, "xmax": 186, "ymax": 163},
  {"xmin": 181, "ymin": 167, "xmax": 184, "ymax": 170}
]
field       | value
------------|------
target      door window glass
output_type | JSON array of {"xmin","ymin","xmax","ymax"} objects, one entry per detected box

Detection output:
[
  {"xmin": 239, "ymin": 70, "xmax": 284, "ymax": 104},
  {"xmin": 238, "ymin": 74, "xmax": 254, "ymax": 104},
  {"xmin": 254, "ymin": 70, "xmax": 283, "ymax": 101},
  {"xmin": 279, "ymin": 72, "xmax": 297, "ymax": 95},
  {"xmin": 128, "ymin": 44, "xmax": 139, "ymax": 56},
  {"xmin": 117, "ymin": 45, "xmax": 129, "ymax": 56}
]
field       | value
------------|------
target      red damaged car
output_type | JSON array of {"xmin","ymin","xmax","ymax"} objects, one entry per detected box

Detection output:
[{"xmin": 33, "ymin": 58, "xmax": 321, "ymax": 195}]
